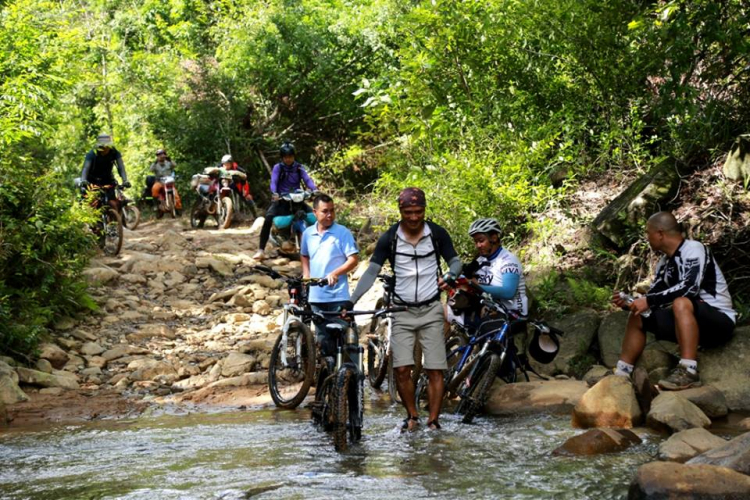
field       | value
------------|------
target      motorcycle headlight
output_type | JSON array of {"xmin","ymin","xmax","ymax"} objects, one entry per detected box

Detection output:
[{"xmin": 290, "ymin": 192, "xmax": 304, "ymax": 203}]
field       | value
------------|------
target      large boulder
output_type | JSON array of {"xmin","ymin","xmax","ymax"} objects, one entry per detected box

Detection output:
[
  {"xmin": 553, "ymin": 428, "xmax": 641, "ymax": 456},
  {"xmin": 678, "ymin": 386, "xmax": 729, "ymax": 419},
  {"xmin": 16, "ymin": 367, "xmax": 79, "ymax": 390},
  {"xmin": 572, "ymin": 375, "xmax": 642, "ymax": 428},
  {"xmin": 646, "ymin": 392, "xmax": 711, "ymax": 433},
  {"xmin": 687, "ymin": 431, "xmax": 750, "ymax": 475},
  {"xmin": 659, "ymin": 428, "xmax": 728, "ymax": 463},
  {"xmin": 629, "ymin": 462, "xmax": 750, "ymax": 500},
  {"xmin": 38, "ymin": 343, "xmax": 70, "ymax": 369},
  {"xmin": 221, "ymin": 352, "xmax": 256, "ymax": 378},
  {"xmin": 700, "ymin": 326, "xmax": 750, "ymax": 411},
  {"xmin": 0, "ymin": 374, "xmax": 29, "ymax": 404},
  {"xmin": 529, "ymin": 310, "xmax": 600, "ymax": 376},
  {"xmin": 592, "ymin": 158, "xmax": 681, "ymax": 247},
  {"xmin": 722, "ymin": 134, "xmax": 750, "ymax": 184},
  {"xmin": 597, "ymin": 311, "xmax": 629, "ymax": 368},
  {"xmin": 486, "ymin": 380, "xmax": 588, "ymax": 416}
]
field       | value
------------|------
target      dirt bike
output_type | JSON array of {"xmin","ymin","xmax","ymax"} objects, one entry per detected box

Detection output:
[
  {"xmin": 189, "ymin": 168, "xmax": 233, "ymax": 229},
  {"xmin": 154, "ymin": 175, "xmax": 180, "ymax": 219},
  {"xmin": 117, "ymin": 185, "xmax": 140, "ymax": 230},
  {"xmin": 270, "ymin": 190, "xmax": 316, "ymax": 255},
  {"xmin": 227, "ymin": 170, "xmax": 257, "ymax": 224}
]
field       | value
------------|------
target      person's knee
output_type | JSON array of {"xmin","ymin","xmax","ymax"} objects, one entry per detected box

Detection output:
[
  {"xmin": 395, "ymin": 365, "xmax": 413, "ymax": 378},
  {"xmin": 672, "ymin": 297, "xmax": 695, "ymax": 316}
]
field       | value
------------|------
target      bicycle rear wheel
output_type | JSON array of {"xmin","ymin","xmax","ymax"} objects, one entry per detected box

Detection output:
[
  {"xmin": 367, "ymin": 305, "xmax": 388, "ymax": 388},
  {"xmin": 311, "ymin": 374, "xmax": 335, "ymax": 432},
  {"xmin": 267, "ymin": 323, "xmax": 315, "ymax": 409},
  {"xmin": 332, "ymin": 364, "xmax": 359, "ymax": 452},
  {"xmin": 456, "ymin": 353, "xmax": 502, "ymax": 424}
]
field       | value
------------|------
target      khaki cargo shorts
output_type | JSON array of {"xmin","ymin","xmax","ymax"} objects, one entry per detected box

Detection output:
[{"xmin": 391, "ymin": 301, "xmax": 447, "ymax": 370}]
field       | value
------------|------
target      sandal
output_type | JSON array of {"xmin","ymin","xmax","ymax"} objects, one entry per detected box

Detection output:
[
  {"xmin": 401, "ymin": 415, "xmax": 419, "ymax": 433},
  {"xmin": 426, "ymin": 419, "xmax": 441, "ymax": 430}
]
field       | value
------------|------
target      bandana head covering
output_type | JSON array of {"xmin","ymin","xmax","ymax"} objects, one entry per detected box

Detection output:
[{"xmin": 398, "ymin": 187, "xmax": 426, "ymax": 209}]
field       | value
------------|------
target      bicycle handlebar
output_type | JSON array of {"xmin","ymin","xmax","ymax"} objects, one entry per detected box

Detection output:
[{"xmin": 251, "ymin": 265, "xmax": 327, "ymax": 287}]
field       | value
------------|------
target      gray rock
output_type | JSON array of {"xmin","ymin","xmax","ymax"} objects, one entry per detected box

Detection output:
[
  {"xmin": 38, "ymin": 343, "xmax": 69, "ymax": 369},
  {"xmin": 69, "ymin": 330, "xmax": 97, "ymax": 342},
  {"xmin": 529, "ymin": 310, "xmax": 600, "ymax": 376},
  {"xmin": 35, "ymin": 359, "xmax": 53, "ymax": 374},
  {"xmin": 572, "ymin": 375, "xmax": 642, "ymax": 429},
  {"xmin": 0, "ymin": 361, "xmax": 18, "ymax": 384},
  {"xmin": 221, "ymin": 352, "xmax": 256, "ymax": 377},
  {"xmin": 128, "ymin": 359, "xmax": 177, "ymax": 382},
  {"xmin": 597, "ymin": 311, "xmax": 629, "ymax": 368},
  {"xmin": 687, "ymin": 431, "xmax": 750, "ymax": 475},
  {"xmin": 700, "ymin": 326, "xmax": 750, "ymax": 411},
  {"xmin": 647, "ymin": 392, "xmax": 711, "ymax": 433},
  {"xmin": 553, "ymin": 428, "xmax": 641, "ymax": 456},
  {"xmin": 629, "ymin": 462, "xmax": 750, "ymax": 499},
  {"xmin": 739, "ymin": 417, "xmax": 750, "ymax": 431},
  {"xmin": 16, "ymin": 367, "xmax": 79, "ymax": 390},
  {"xmin": 636, "ymin": 343, "xmax": 676, "ymax": 375},
  {"xmin": 678, "ymin": 386, "xmax": 728, "ymax": 419},
  {"xmin": 101, "ymin": 344, "xmax": 147, "ymax": 361},
  {"xmin": 83, "ymin": 266, "xmax": 119, "ymax": 284},
  {"xmin": 0, "ymin": 374, "xmax": 29, "ymax": 404},
  {"xmin": 39, "ymin": 387, "xmax": 63, "ymax": 396},
  {"xmin": 583, "ymin": 365, "xmax": 611, "ymax": 386},
  {"xmin": 486, "ymin": 380, "xmax": 588, "ymax": 416},
  {"xmin": 79, "ymin": 342, "xmax": 105, "ymax": 356},
  {"xmin": 659, "ymin": 428, "xmax": 728, "ymax": 463}
]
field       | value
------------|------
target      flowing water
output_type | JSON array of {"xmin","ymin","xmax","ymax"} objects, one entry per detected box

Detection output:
[{"xmin": 0, "ymin": 397, "xmax": 658, "ymax": 500}]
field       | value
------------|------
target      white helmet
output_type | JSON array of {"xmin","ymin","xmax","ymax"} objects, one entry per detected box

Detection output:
[
  {"xmin": 468, "ymin": 218, "xmax": 502, "ymax": 237},
  {"xmin": 221, "ymin": 154, "xmax": 232, "ymax": 164}
]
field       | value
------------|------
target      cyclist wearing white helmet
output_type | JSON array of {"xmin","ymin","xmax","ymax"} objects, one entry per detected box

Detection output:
[{"xmin": 466, "ymin": 217, "xmax": 528, "ymax": 317}]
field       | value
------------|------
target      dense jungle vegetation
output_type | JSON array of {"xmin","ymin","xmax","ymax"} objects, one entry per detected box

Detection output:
[{"xmin": 2, "ymin": 0, "xmax": 749, "ymax": 356}]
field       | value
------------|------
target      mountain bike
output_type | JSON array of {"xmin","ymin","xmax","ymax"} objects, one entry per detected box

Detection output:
[
  {"xmin": 366, "ymin": 274, "xmax": 422, "ymax": 403},
  {"xmin": 253, "ymin": 265, "xmax": 327, "ymax": 408},
  {"xmin": 311, "ymin": 306, "xmax": 406, "ymax": 452},
  {"xmin": 83, "ymin": 183, "xmax": 124, "ymax": 256}
]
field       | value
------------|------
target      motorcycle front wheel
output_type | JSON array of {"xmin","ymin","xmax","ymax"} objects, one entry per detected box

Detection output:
[
  {"xmin": 167, "ymin": 192, "xmax": 177, "ymax": 218},
  {"xmin": 121, "ymin": 205, "xmax": 140, "ymax": 230},
  {"xmin": 190, "ymin": 200, "xmax": 206, "ymax": 228},
  {"xmin": 218, "ymin": 197, "xmax": 233, "ymax": 230}
]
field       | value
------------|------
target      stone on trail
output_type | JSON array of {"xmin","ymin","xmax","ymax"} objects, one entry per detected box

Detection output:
[
  {"xmin": 53, "ymin": 316, "xmax": 76, "ymax": 331},
  {"xmin": 0, "ymin": 361, "xmax": 18, "ymax": 384},
  {"xmin": 739, "ymin": 417, "xmax": 750, "ymax": 431},
  {"xmin": 221, "ymin": 352, "xmax": 256, "ymax": 377},
  {"xmin": 120, "ymin": 273, "xmax": 147, "ymax": 284},
  {"xmin": 195, "ymin": 256, "xmax": 232, "ymax": 276},
  {"xmin": 101, "ymin": 344, "xmax": 148, "ymax": 361},
  {"xmin": 687, "ymin": 431, "xmax": 750, "ymax": 475},
  {"xmin": 583, "ymin": 365, "xmax": 610, "ymax": 386},
  {"xmin": 0, "ymin": 374, "xmax": 29, "ymax": 404},
  {"xmin": 83, "ymin": 266, "xmax": 119, "ymax": 285},
  {"xmin": 628, "ymin": 462, "xmax": 750, "ymax": 500},
  {"xmin": 659, "ymin": 428, "xmax": 728, "ymax": 463},
  {"xmin": 252, "ymin": 300, "xmax": 272, "ymax": 316},
  {"xmin": 16, "ymin": 367, "xmax": 80, "ymax": 390},
  {"xmin": 39, "ymin": 343, "xmax": 69, "ymax": 369},
  {"xmin": 35, "ymin": 359, "xmax": 53, "ymax": 373},
  {"xmin": 572, "ymin": 375, "xmax": 642, "ymax": 428},
  {"xmin": 699, "ymin": 325, "xmax": 750, "ymax": 411},
  {"xmin": 553, "ymin": 428, "xmax": 641, "ymax": 456},
  {"xmin": 647, "ymin": 392, "xmax": 711, "ymax": 433},
  {"xmin": 486, "ymin": 380, "xmax": 588, "ymax": 416},
  {"xmin": 127, "ymin": 324, "xmax": 176, "ymax": 342},
  {"xmin": 79, "ymin": 342, "xmax": 105, "ymax": 356},
  {"xmin": 677, "ymin": 385, "xmax": 729, "ymax": 419},
  {"xmin": 128, "ymin": 359, "xmax": 177, "ymax": 381},
  {"xmin": 69, "ymin": 330, "xmax": 97, "ymax": 342},
  {"xmin": 225, "ymin": 313, "xmax": 252, "ymax": 324}
]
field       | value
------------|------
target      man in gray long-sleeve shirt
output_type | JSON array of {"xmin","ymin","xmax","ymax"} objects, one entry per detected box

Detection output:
[{"xmin": 345, "ymin": 187, "xmax": 462, "ymax": 431}]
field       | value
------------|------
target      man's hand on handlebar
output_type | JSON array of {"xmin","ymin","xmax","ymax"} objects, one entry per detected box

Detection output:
[
  {"xmin": 438, "ymin": 272, "xmax": 456, "ymax": 291},
  {"xmin": 326, "ymin": 272, "xmax": 339, "ymax": 287},
  {"xmin": 271, "ymin": 192, "xmax": 280, "ymax": 202},
  {"xmin": 340, "ymin": 300, "xmax": 355, "ymax": 319},
  {"xmin": 122, "ymin": 181, "xmax": 131, "ymax": 189}
]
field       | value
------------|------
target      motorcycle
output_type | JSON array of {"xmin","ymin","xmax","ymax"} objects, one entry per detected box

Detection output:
[
  {"xmin": 117, "ymin": 185, "xmax": 140, "ymax": 230},
  {"xmin": 270, "ymin": 189, "xmax": 317, "ymax": 254},
  {"xmin": 227, "ymin": 169, "xmax": 257, "ymax": 223},
  {"xmin": 189, "ymin": 167, "xmax": 233, "ymax": 229},
  {"xmin": 154, "ymin": 175, "xmax": 180, "ymax": 219}
]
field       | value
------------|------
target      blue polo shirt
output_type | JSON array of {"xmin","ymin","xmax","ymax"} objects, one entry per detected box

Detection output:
[{"xmin": 301, "ymin": 222, "xmax": 359, "ymax": 303}]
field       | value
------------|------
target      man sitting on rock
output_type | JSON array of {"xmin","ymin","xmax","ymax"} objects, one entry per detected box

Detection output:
[{"xmin": 612, "ymin": 211, "xmax": 737, "ymax": 391}]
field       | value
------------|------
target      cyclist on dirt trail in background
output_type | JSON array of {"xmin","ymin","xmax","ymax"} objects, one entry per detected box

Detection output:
[
  {"xmin": 221, "ymin": 154, "xmax": 257, "ymax": 217},
  {"xmin": 147, "ymin": 148, "xmax": 182, "ymax": 210},
  {"xmin": 80, "ymin": 133, "xmax": 131, "ymax": 209},
  {"xmin": 611, "ymin": 211, "xmax": 736, "ymax": 391},
  {"xmin": 300, "ymin": 193, "xmax": 359, "ymax": 369},
  {"xmin": 447, "ymin": 218, "xmax": 529, "ymax": 329},
  {"xmin": 344, "ymin": 187, "xmax": 462, "ymax": 432},
  {"xmin": 253, "ymin": 142, "xmax": 317, "ymax": 260}
]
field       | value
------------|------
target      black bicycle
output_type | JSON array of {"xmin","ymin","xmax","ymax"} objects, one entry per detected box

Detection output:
[{"xmin": 312, "ymin": 306, "xmax": 406, "ymax": 452}]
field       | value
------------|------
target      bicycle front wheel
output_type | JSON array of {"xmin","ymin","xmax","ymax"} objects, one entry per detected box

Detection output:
[
  {"xmin": 456, "ymin": 353, "xmax": 502, "ymax": 424},
  {"xmin": 267, "ymin": 323, "xmax": 315, "ymax": 409},
  {"xmin": 332, "ymin": 364, "xmax": 359, "ymax": 452},
  {"xmin": 102, "ymin": 208, "xmax": 123, "ymax": 256}
]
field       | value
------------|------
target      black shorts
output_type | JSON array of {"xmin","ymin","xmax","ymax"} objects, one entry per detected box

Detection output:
[{"xmin": 641, "ymin": 298, "xmax": 735, "ymax": 348}]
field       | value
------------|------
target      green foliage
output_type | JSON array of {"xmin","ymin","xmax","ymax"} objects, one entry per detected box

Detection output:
[{"xmin": 530, "ymin": 272, "xmax": 611, "ymax": 316}]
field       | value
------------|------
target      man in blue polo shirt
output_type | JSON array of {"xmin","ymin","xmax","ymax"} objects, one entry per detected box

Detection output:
[{"xmin": 300, "ymin": 193, "xmax": 359, "ymax": 358}]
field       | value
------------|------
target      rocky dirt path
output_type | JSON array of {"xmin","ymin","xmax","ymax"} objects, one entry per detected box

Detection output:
[{"xmin": 3, "ymin": 216, "xmax": 351, "ymax": 426}]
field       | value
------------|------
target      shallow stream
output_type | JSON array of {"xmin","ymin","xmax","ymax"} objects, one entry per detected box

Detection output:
[{"xmin": 0, "ymin": 396, "xmax": 658, "ymax": 499}]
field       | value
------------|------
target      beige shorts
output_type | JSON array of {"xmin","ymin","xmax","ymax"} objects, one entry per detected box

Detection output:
[{"xmin": 391, "ymin": 301, "xmax": 447, "ymax": 370}]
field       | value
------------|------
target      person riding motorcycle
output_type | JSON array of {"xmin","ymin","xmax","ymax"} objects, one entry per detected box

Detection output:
[
  {"xmin": 148, "ymin": 149, "xmax": 182, "ymax": 210},
  {"xmin": 253, "ymin": 142, "xmax": 317, "ymax": 260},
  {"xmin": 80, "ymin": 134, "xmax": 131, "ymax": 210},
  {"xmin": 221, "ymin": 154, "xmax": 257, "ymax": 217}
]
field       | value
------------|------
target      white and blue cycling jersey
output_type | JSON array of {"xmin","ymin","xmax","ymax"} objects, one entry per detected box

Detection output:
[{"xmin": 474, "ymin": 246, "xmax": 528, "ymax": 317}]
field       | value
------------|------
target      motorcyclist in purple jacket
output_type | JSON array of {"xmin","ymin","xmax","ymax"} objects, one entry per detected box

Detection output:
[{"xmin": 253, "ymin": 142, "xmax": 317, "ymax": 260}]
